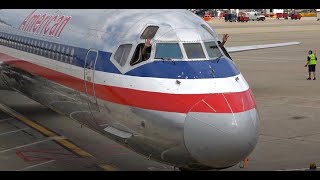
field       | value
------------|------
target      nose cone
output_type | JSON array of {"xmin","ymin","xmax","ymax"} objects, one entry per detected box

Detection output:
[{"xmin": 184, "ymin": 92, "xmax": 259, "ymax": 169}]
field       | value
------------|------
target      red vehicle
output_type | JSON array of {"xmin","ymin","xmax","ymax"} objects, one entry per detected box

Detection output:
[
  {"xmin": 203, "ymin": 12, "xmax": 212, "ymax": 21},
  {"xmin": 276, "ymin": 13, "xmax": 288, "ymax": 19},
  {"xmin": 237, "ymin": 12, "xmax": 249, "ymax": 22},
  {"xmin": 290, "ymin": 13, "xmax": 301, "ymax": 20}
]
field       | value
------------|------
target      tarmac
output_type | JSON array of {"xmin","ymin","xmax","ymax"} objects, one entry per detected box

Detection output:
[
  {"xmin": 1, "ymin": 17, "xmax": 320, "ymax": 171},
  {"xmin": 209, "ymin": 17, "xmax": 320, "ymax": 171}
]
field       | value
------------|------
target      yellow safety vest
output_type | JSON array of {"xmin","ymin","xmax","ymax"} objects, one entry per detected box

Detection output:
[{"xmin": 309, "ymin": 54, "xmax": 317, "ymax": 65}]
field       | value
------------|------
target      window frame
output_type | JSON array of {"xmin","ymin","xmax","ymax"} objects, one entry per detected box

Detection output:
[
  {"xmin": 203, "ymin": 41, "xmax": 224, "ymax": 59},
  {"xmin": 114, "ymin": 44, "xmax": 133, "ymax": 67}
]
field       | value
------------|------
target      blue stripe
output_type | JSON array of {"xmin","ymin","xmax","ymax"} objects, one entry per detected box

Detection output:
[
  {"xmin": 1, "ymin": 32, "xmax": 240, "ymax": 79},
  {"xmin": 125, "ymin": 59, "xmax": 240, "ymax": 79}
]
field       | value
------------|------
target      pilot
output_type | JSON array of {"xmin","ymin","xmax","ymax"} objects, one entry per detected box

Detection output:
[
  {"xmin": 142, "ymin": 39, "xmax": 152, "ymax": 60},
  {"xmin": 304, "ymin": 50, "xmax": 317, "ymax": 80},
  {"xmin": 219, "ymin": 34, "xmax": 229, "ymax": 47}
]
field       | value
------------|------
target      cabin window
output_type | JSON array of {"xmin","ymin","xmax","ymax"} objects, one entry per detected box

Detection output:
[
  {"xmin": 70, "ymin": 48, "xmax": 74, "ymax": 64},
  {"xmin": 23, "ymin": 38, "xmax": 26, "ymax": 51},
  {"xmin": 130, "ymin": 43, "xmax": 150, "ymax": 66},
  {"xmin": 28, "ymin": 39, "xmax": 31, "ymax": 52},
  {"xmin": 60, "ymin": 46, "xmax": 65, "ymax": 61},
  {"xmin": 31, "ymin": 40, "xmax": 34, "ymax": 52},
  {"xmin": 183, "ymin": 43, "xmax": 206, "ymax": 59},
  {"xmin": 40, "ymin": 42, "xmax": 44, "ymax": 55},
  {"xmin": 56, "ymin": 45, "xmax": 60, "ymax": 60},
  {"xmin": 52, "ymin": 45, "xmax": 56, "ymax": 59},
  {"xmin": 114, "ymin": 44, "xmax": 132, "ymax": 66},
  {"xmin": 204, "ymin": 41, "xmax": 223, "ymax": 58},
  {"xmin": 155, "ymin": 43, "xmax": 183, "ymax": 60},
  {"xmin": 48, "ymin": 43, "xmax": 52, "ymax": 57},
  {"xmin": 140, "ymin": 26, "xmax": 159, "ymax": 39},
  {"xmin": 32, "ymin": 40, "xmax": 36, "ymax": 53},
  {"xmin": 37, "ymin": 41, "xmax": 41, "ymax": 54},
  {"xmin": 65, "ymin": 47, "xmax": 70, "ymax": 62}
]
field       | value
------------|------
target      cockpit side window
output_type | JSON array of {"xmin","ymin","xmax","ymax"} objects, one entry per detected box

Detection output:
[
  {"xmin": 114, "ymin": 44, "xmax": 132, "ymax": 66},
  {"xmin": 204, "ymin": 41, "xmax": 223, "ymax": 58},
  {"xmin": 155, "ymin": 43, "xmax": 183, "ymax": 60},
  {"xmin": 140, "ymin": 26, "xmax": 159, "ymax": 39},
  {"xmin": 130, "ymin": 43, "xmax": 150, "ymax": 66},
  {"xmin": 183, "ymin": 43, "xmax": 206, "ymax": 59}
]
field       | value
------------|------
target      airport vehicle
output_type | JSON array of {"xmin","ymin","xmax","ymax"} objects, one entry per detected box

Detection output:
[
  {"xmin": 276, "ymin": 13, "xmax": 289, "ymax": 19},
  {"xmin": 290, "ymin": 13, "xmax": 301, "ymax": 20},
  {"xmin": 247, "ymin": 12, "xmax": 266, "ymax": 21},
  {"xmin": 317, "ymin": 9, "xmax": 320, "ymax": 21},
  {"xmin": 225, "ymin": 13, "xmax": 237, "ymax": 22},
  {"xmin": 237, "ymin": 12, "xmax": 249, "ymax": 22},
  {"xmin": 203, "ymin": 11, "xmax": 211, "ymax": 21},
  {"xmin": 0, "ymin": 9, "xmax": 300, "ymax": 170}
]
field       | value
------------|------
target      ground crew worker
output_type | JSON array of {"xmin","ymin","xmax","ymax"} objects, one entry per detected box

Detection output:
[{"xmin": 304, "ymin": 50, "xmax": 317, "ymax": 80}]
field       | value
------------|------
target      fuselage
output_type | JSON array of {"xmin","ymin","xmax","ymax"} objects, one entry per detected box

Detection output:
[{"xmin": 0, "ymin": 9, "xmax": 259, "ymax": 170}]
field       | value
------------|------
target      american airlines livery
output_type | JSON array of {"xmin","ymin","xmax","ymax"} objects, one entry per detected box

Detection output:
[{"xmin": 0, "ymin": 9, "xmax": 300, "ymax": 170}]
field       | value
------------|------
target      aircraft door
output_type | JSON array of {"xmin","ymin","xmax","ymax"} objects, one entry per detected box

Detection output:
[{"xmin": 84, "ymin": 49, "xmax": 99, "ymax": 111}]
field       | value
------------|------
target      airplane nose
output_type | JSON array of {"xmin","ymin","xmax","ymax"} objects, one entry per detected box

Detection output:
[{"xmin": 184, "ymin": 92, "xmax": 259, "ymax": 169}]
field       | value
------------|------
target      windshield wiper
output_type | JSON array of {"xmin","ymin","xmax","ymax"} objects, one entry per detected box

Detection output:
[{"xmin": 160, "ymin": 57, "xmax": 175, "ymax": 65}]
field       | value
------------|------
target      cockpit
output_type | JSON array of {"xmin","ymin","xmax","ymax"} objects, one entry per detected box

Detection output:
[{"xmin": 111, "ymin": 24, "xmax": 232, "ymax": 72}]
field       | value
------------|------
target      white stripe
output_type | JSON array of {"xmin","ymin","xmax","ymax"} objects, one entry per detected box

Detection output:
[
  {"xmin": 17, "ymin": 160, "xmax": 55, "ymax": 171},
  {"xmin": 0, "ymin": 127, "xmax": 30, "ymax": 136},
  {"xmin": 1, "ymin": 46, "xmax": 249, "ymax": 94},
  {"xmin": 0, "ymin": 137, "xmax": 62, "ymax": 153},
  {"xmin": 0, "ymin": 118, "xmax": 14, "ymax": 122}
]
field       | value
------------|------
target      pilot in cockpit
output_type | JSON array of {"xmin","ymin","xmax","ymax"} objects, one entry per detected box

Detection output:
[{"xmin": 142, "ymin": 38, "xmax": 152, "ymax": 60}]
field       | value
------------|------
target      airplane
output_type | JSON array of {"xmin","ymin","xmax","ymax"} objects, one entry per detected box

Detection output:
[{"xmin": 0, "ymin": 9, "xmax": 300, "ymax": 171}]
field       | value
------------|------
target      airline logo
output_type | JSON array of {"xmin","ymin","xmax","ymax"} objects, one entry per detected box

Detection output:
[{"xmin": 19, "ymin": 10, "xmax": 72, "ymax": 37}]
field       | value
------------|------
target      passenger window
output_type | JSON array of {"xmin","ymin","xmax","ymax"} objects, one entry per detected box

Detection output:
[
  {"xmin": 204, "ymin": 41, "xmax": 222, "ymax": 58},
  {"xmin": 130, "ymin": 43, "xmax": 150, "ymax": 66},
  {"xmin": 70, "ymin": 48, "xmax": 74, "ymax": 64},
  {"xmin": 56, "ymin": 45, "xmax": 60, "ymax": 60},
  {"xmin": 60, "ymin": 46, "xmax": 65, "ymax": 61},
  {"xmin": 140, "ymin": 26, "xmax": 159, "ymax": 39},
  {"xmin": 65, "ymin": 47, "xmax": 70, "ymax": 62},
  {"xmin": 114, "ymin": 44, "xmax": 132, "ymax": 66},
  {"xmin": 183, "ymin": 43, "xmax": 206, "ymax": 59},
  {"xmin": 44, "ymin": 43, "xmax": 48, "ymax": 57},
  {"xmin": 48, "ymin": 44, "xmax": 52, "ymax": 57},
  {"xmin": 37, "ymin": 41, "xmax": 41, "ymax": 54},
  {"xmin": 155, "ymin": 43, "xmax": 183, "ymax": 59},
  {"xmin": 31, "ymin": 40, "xmax": 34, "ymax": 52},
  {"xmin": 52, "ymin": 45, "xmax": 56, "ymax": 59},
  {"xmin": 41, "ymin": 42, "xmax": 44, "ymax": 55}
]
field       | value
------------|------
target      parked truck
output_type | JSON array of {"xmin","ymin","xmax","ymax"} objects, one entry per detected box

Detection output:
[{"xmin": 246, "ymin": 12, "xmax": 266, "ymax": 21}]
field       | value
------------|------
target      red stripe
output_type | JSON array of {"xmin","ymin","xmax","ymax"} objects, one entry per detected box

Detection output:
[{"xmin": 0, "ymin": 53, "xmax": 256, "ymax": 113}]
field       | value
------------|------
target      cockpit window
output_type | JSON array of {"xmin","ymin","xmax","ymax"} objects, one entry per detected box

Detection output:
[
  {"xmin": 183, "ymin": 43, "xmax": 206, "ymax": 59},
  {"xmin": 140, "ymin": 26, "xmax": 159, "ymax": 39},
  {"xmin": 155, "ymin": 43, "xmax": 183, "ymax": 59},
  {"xmin": 114, "ymin": 44, "xmax": 132, "ymax": 66},
  {"xmin": 204, "ymin": 41, "xmax": 223, "ymax": 58}
]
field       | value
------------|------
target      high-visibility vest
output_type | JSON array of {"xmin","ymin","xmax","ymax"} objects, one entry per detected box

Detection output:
[{"xmin": 309, "ymin": 54, "xmax": 317, "ymax": 65}]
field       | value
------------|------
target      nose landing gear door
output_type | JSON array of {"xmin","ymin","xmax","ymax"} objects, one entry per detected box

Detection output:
[{"xmin": 84, "ymin": 49, "xmax": 99, "ymax": 112}]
